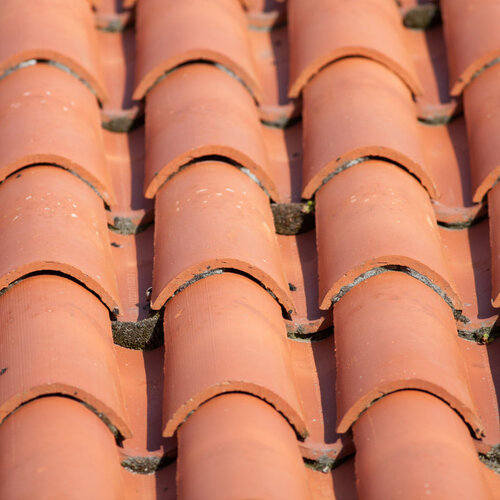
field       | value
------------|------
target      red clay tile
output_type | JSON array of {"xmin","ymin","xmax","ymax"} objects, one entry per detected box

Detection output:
[
  {"xmin": 263, "ymin": 122, "xmax": 303, "ymax": 204},
  {"xmin": 0, "ymin": 166, "xmax": 121, "ymax": 314},
  {"xmin": 353, "ymin": 391, "xmax": 491, "ymax": 500},
  {"xmin": 488, "ymin": 184, "xmax": 500, "ymax": 307},
  {"xmin": 162, "ymin": 273, "xmax": 306, "ymax": 437},
  {"xmin": 458, "ymin": 339, "xmax": 500, "ymax": 453},
  {"xmin": 335, "ymin": 272, "xmax": 483, "ymax": 437},
  {"xmin": 114, "ymin": 346, "xmax": 176, "ymax": 465},
  {"xmin": 315, "ymin": 161, "xmax": 461, "ymax": 314},
  {"xmin": 249, "ymin": 27, "xmax": 299, "ymax": 125},
  {"xmin": 305, "ymin": 459, "xmax": 358, "ymax": 500},
  {"xmin": 0, "ymin": 0, "xmax": 107, "ymax": 102},
  {"xmin": 441, "ymin": 0, "xmax": 500, "ymax": 96},
  {"xmin": 0, "ymin": 64, "xmax": 115, "ymax": 204},
  {"xmin": 279, "ymin": 232, "xmax": 332, "ymax": 336},
  {"xmin": 288, "ymin": 0, "xmax": 422, "ymax": 98},
  {"xmin": 151, "ymin": 161, "xmax": 293, "ymax": 313},
  {"xmin": 122, "ymin": 464, "xmax": 176, "ymax": 500},
  {"xmin": 301, "ymin": 58, "xmax": 434, "ymax": 200},
  {"xmin": 0, "ymin": 275, "xmax": 131, "ymax": 438},
  {"xmin": 134, "ymin": 0, "xmax": 261, "ymax": 101},
  {"xmin": 144, "ymin": 64, "xmax": 278, "ymax": 200},
  {"xmin": 110, "ymin": 228, "xmax": 153, "ymax": 323},
  {"xmin": 439, "ymin": 222, "xmax": 498, "ymax": 337},
  {"xmin": 406, "ymin": 26, "xmax": 460, "ymax": 122},
  {"xmin": 98, "ymin": 29, "xmax": 140, "ymax": 129},
  {"xmin": 421, "ymin": 118, "xmax": 482, "ymax": 226},
  {"xmin": 0, "ymin": 397, "xmax": 125, "ymax": 499},
  {"xmin": 104, "ymin": 128, "xmax": 153, "ymax": 229},
  {"xmin": 464, "ymin": 63, "xmax": 500, "ymax": 203},
  {"xmin": 177, "ymin": 393, "xmax": 311, "ymax": 500},
  {"xmin": 288, "ymin": 336, "xmax": 352, "ymax": 462}
]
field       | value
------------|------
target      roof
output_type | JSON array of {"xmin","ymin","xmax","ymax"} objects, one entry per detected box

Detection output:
[{"xmin": 0, "ymin": 0, "xmax": 499, "ymax": 498}]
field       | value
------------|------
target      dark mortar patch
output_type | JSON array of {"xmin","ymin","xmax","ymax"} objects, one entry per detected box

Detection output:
[
  {"xmin": 287, "ymin": 326, "xmax": 333, "ymax": 342},
  {"xmin": 458, "ymin": 323, "xmax": 500, "ymax": 344},
  {"xmin": 480, "ymin": 444, "xmax": 500, "ymax": 474},
  {"xmin": 0, "ymin": 368, "xmax": 7, "ymax": 375},
  {"xmin": 271, "ymin": 202, "xmax": 315, "ymax": 235},
  {"xmin": 121, "ymin": 453, "xmax": 176, "ymax": 475},
  {"xmin": 109, "ymin": 216, "xmax": 153, "ymax": 235},
  {"xmin": 303, "ymin": 453, "xmax": 352, "ymax": 473},
  {"xmin": 403, "ymin": 4, "xmax": 441, "ymax": 30},
  {"xmin": 102, "ymin": 114, "xmax": 144, "ymax": 134},
  {"xmin": 112, "ymin": 310, "xmax": 164, "ymax": 350}
]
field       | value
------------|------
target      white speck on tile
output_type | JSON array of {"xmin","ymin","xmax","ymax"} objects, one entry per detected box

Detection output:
[
  {"xmin": 45, "ymin": 90, "xmax": 51, "ymax": 95},
  {"xmin": 10, "ymin": 102, "xmax": 20, "ymax": 109},
  {"xmin": 215, "ymin": 193, "xmax": 222, "ymax": 196},
  {"xmin": 195, "ymin": 189, "xmax": 208, "ymax": 194},
  {"xmin": 25, "ymin": 195, "xmax": 32, "ymax": 200},
  {"xmin": 225, "ymin": 188, "xmax": 234, "ymax": 193},
  {"xmin": 70, "ymin": 213, "xmax": 78, "ymax": 218},
  {"xmin": 62, "ymin": 106, "xmax": 68, "ymax": 112},
  {"xmin": 23, "ymin": 91, "xmax": 31, "ymax": 96}
]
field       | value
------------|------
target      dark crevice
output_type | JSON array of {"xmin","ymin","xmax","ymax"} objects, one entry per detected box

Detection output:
[
  {"xmin": 0, "ymin": 59, "xmax": 100, "ymax": 105},
  {"xmin": 4, "ymin": 163, "xmax": 110, "ymax": 210},
  {"xmin": 109, "ymin": 216, "xmax": 153, "ymax": 235},
  {"xmin": 0, "ymin": 270, "xmax": 119, "ymax": 318},
  {"xmin": 102, "ymin": 113, "xmax": 144, "ymax": 134},
  {"xmin": 287, "ymin": 326, "xmax": 333, "ymax": 342},
  {"xmin": 167, "ymin": 267, "xmax": 292, "ymax": 319},
  {"xmin": 271, "ymin": 201, "xmax": 315, "ymax": 235},
  {"xmin": 155, "ymin": 155, "xmax": 270, "ymax": 198},
  {"xmin": 303, "ymin": 452, "xmax": 353, "ymax": 474},
  {"xmin": 0, "ymin": 394, "xmax": 125, "ymax": 446},
  {"xmin": 140, "ymin": 60, "xmax": 258, "ymax": 105},
  {"xmin": 437, "ymin": 209, "xmax": 488, "ymax": 230},
  {"xmin": 458, "ymin": 322, "xmax": 500, "ymax": 344},
  {"xmin": 331, "ymin": 265, "xmax": 465, "ymax": 322},
  {"xmin": 261, "ymin": 112, "xmax": 302, "ymax": 130},
  {"xmin": 480, "ymin": 444, "xmax": 500, "ymax": 474},
  {"xmin": 403, "ymin": 4, "xmax": 441, "ymax": 30}
]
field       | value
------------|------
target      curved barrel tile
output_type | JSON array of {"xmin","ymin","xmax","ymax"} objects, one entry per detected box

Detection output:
[
  {"xmin": 288, "ymin": 0, "xmax": 422, "ymax": 98},
  {"xmin": 134, "ymin": 0, "xmax": 261, "ymax": 101},
  {"xmin": 0, "ymin": 0, "xmax": 107, "ymax": 102},
  {"xmin": 335, "ymin": 272, "xmax": 483, "ymax": 437},
  {"xmin": 144, "ymin": 64, "xmax": 277, "ymax": 200},
  {"xmin": 162, "ymin": 273, "xmax": 306, "ymax": 438},
  {"xmin": 152, "ymin": 162, "xmax": 293, "ymax": 313},
  {"xmin": 0, "ymin": 64, "xmax": 115, "ymax": 204},
  {"xmin": 0, "ymin": 275, "xmax": 131, "ymax": 439},
  {"xmin": 0, "ymin": 167, "xmax": 121, "ymax": 314},
  {"xmin": 302, "ymin": 58, "xmax": 433, "ymax": 199},
  {"xmin": 315, "ymin": 161, "xmax": 461, "ymax": 315}
]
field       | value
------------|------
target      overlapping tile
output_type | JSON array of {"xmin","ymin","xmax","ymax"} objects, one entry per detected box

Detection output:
[
  {"xmin": 162, "ymin": 272, "xmax": 306, "ymax": 438},
  {"xmin": 0, "ymin": 64, "xmax": 115, "ymax": 205},
  {"xmin": 144, "ymin": 64, "xmax": 279, "ymax": 200},
  {"xmin": 0, "ymin": 166, "xmax": 121, "ymax": 314},
  {"xmin": 301, "ymin": 58, "xmax": 434, "ymax": 199},
  {"xmin": 134, "ymin": 0, "xmax": 261, "ymax": 101},
  {"xmin": 0, "ymin": 397, "xmax": 125, "ymax": 499},
  {"xmin": 288, "ymin": 0, "xmax": 422, "ymax": 98},
  {"xmin": 353, "ymin": 391, "xmax": 492, "ymax": 500},
  {"xmin": 0, "ymin": 0, "xmax": 107, "ymax": 102},
  {"xmin": 0, "ymin": 275, "xmax": 131, "ymax": 439},
  {"xmin": 151, "ymin": 161, "xmax": 293, "ymax": 313},
  {"xmin": 315, "ymin": 161, "xmax": 461, "ymax": 316},
  {"xmin": 176, "ymin": 393, "xmax": 311, "ymax": 500}
]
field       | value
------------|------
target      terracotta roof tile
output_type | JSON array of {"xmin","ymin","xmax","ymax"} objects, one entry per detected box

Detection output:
[
  {"xmin": 151, "ymin": 161, "xmax": 293, "ymax": 313},
  {"xmin": 0, "ymin": 397, "xmax": 125, "ymax": 499},
  {"xmin": 334, "ymin": 272, "xmax": 483, "ymax": 437},
  {"xmin": 301, "ymin": 58, "xmax": 434, "ymax": 199},
  {"xmin": 0, "ymin": 166, "xmax": 121, "ymax": 313},
  {"xmin": 0, "ymin": 0, "xmax": 107, "ymax": 102},
  {"xmin": 133, "ymin": 0, "xmax": 261, "ymax": 101},
  {"xmin": 441, "ymin": 0, "xmax": 500, "ymax": 96},
  {"xmin": 0, "ymin": 64, "xmax": 115, "ymax": 204},
  {"xmin": 1, "ymin": 0, "xmax": 499, "ymax": 497},
  {"xmin": 353, "ymin": 391, "xmax": 492, "ymax": 500},
  {"xmin": 162, "ymin": 272, "xmax": 306, "ymax": 438},
  {"xmin": 176, "ymin": 393, "xmax": 311, "ymax": 500},
  {"xmin": 0, "ymin": 275, "xmax": 131, "ymax": 439},
  {"xmin": 315, "ymin": 160, "xmax": 460, "ymax": 314},
  {"xmin": 288, "ymin": 0, "xmax": 422, "ymax": 98},
  {"xmin": 487, "ymin": 184, "xmax": 500, "ymax": 308},
  {"xmin": 144, "ymin": 64, "xmax": 279, "ymax": 200}
]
